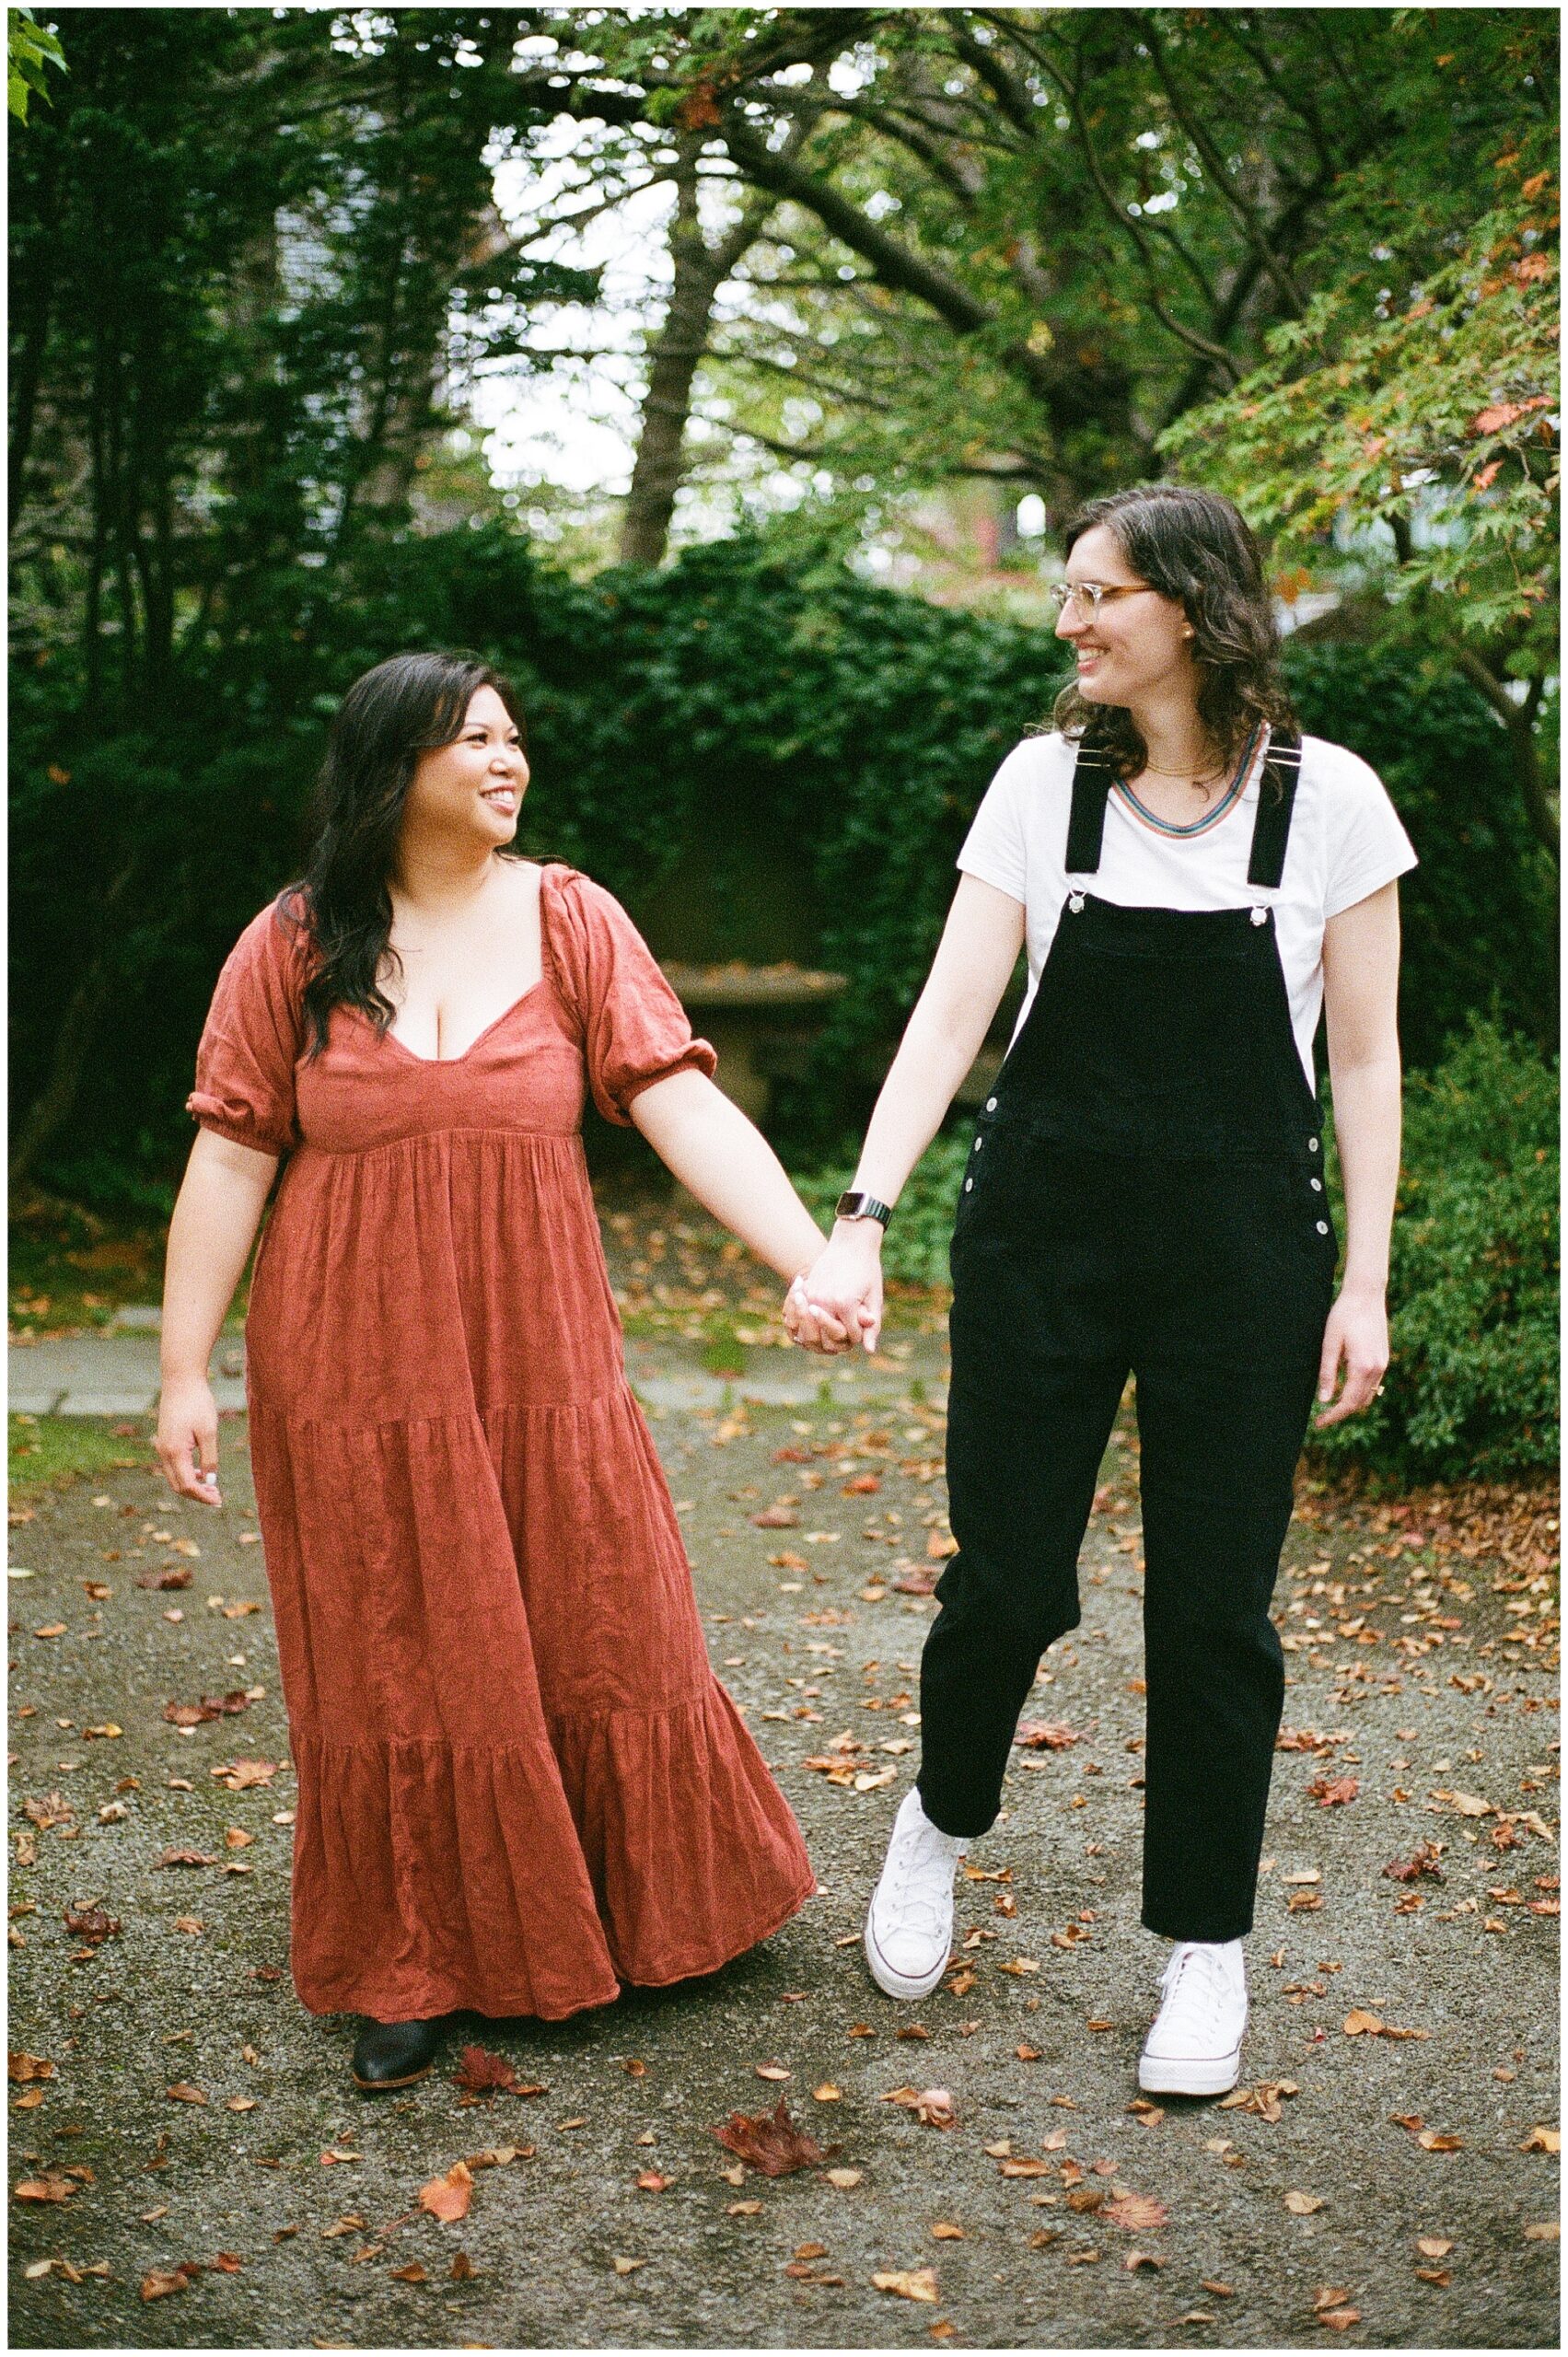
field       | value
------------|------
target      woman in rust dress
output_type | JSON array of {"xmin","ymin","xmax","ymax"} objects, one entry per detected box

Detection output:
[{"xmin": 156, "ymin": 651, "xmax": 837, "ymax": 2090}]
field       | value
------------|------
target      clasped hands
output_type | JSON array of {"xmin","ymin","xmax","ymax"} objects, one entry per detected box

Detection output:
[{"xmin": 783, "ymin": 1225, "xmax": 884, "ymax": 1357}]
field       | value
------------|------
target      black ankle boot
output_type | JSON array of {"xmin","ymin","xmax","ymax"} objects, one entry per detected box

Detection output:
[{"xmin": 351, "ymin": 2014, "xmax": 442, "ymax": 2091}]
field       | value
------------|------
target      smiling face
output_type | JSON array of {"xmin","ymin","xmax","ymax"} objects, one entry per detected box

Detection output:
[
  {"xmin": 402, "ymin": 684, "xmax": 529, "ymax": 848},
  {"xmin": 1054, "ymin": 521, "xmax": 1196, "ymax": 711}
]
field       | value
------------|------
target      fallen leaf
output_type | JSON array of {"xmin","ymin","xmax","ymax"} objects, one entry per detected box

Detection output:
[
  {"xmin": 1284, "ymin": 2190, "xmax": 1325, "ymax": 2214},
  {"xmin": 613, "ymin": 2255, "xmax": 647, "ymax": 2273},
  {"xmin": 1416, "ymin": 2237, "xmax": 1453, "ymax": 2258},
  {"xmin": 7, "ymin": 2052, "xmax": 55, "ymax": 2084},
  {"xmin": 635, "ymin": 2170, "xmax": 671, "ymax": 2192},
  {"xmin": 1519, "ymin": 2126, "xmax": 1561, "ymax": 2154},
  {"xmin": 1015, "ymin": 1721, "xmax": 1081, "ymax": 1750},
  {"xmin": 712, "ymin": 2096, "xmax": 827, "ymax": 2177},
  {"xmin": 453, "ymin": 2046, "xmax": 518, "ymax": 2095},
  {"xmin": 157, "ymin": 1849, "xmax": 218, "ymax": 1869},
  {"xmin": 872, "ymin": 2266, "xmax": 939, "ymax": 2303},
  {"xmin": 1417, "ymin": 2131, "xmax": 1463, "ymax": 2153},
  {"xmin": 140, "ymin": 2264, "xmax": 200, "ymax": 2300},
  {"xmin": 1104, "ymin": 2193, "xmax": 1168, "ymax": 2233},
  {"xmin": 13, "ymin": 2174, "xmax": 79, "ymax": 2203},
  {"xmin": 418, "ymin": 2160, "xmax": 474, "ymax": 2223},
  {"xmin": 812, "ymin": 2084, "xmax": 842, "ymax": 2103},
  {"xmin": 931, "ymin": 2221, "xmax": 964, "ymax": 2239},
  {"xmin": 389, "ymin": 2262, "xmax": 427, "ymax": 2283},
  {"xmin": 883, "ymin": 2085, "xmax": 957, "ymax": 2129},
  {"xmin": 1307, "ymin": 1776, "xmax": 1359, "ymax": 1806},
  {"xmin": 755, "ymin": 2062, "xmax": 792, "ymax": 2083},
  {"xmin": 824, "ymin": 2167, "xmax": 862, "ymax": 2189},
  {"xmin": 64, "ymin": 1903, "xmax": 121, "ymax": 1942},
  {"xmin": 1123, "ymin": 2248, "xmax": 1167, "ymax": 2271},
  {"xmin": 167, "ymin": 2083, "xmax": 208, "ymax": 2105},
  {"xmin": 1343, "ymin": 2009, "xmax": 1384, "ymax": 2037}
]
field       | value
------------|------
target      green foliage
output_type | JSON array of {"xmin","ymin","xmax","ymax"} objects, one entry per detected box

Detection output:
[
  {"xmin": 790, "ymin": 1128, "xmax": 972, "ymax": 1290},
  {"xmin": 1280, "ymin": 639, "xmax": 1555, "ymax": 1066},
  {"xmin": 1162, "ymin": 162, "xmax": 1559, "ymax": 674},
  {"xmin": 8, "ymin": 5, "xmax": 66, "ymax": 123},
  {"xmin": 1314, "ymin": 1020, "xmax": 1559, "ymax": 1483},
  {"xmin": 14, "ymin": 528, "xmax": 1556, "ymax": 1191}
]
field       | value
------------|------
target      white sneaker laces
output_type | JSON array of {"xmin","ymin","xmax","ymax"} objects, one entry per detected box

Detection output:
[
  {"xmin": 1154, "ymin": 1944, "xmax": 1240, "ymax": 2044},
  {"xmin": 884, "ymin": 1817, "xmax": 957, "ymax": 1936}
]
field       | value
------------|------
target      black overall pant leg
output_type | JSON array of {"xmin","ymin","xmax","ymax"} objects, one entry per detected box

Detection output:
[
  {"xmin": 918, "ymin": 1141, "xmax": 1129, "ymax": 1840},
  {"xmin": 1132, "ymin": 1354, "xmax": 1319, "ymax": 1942}
]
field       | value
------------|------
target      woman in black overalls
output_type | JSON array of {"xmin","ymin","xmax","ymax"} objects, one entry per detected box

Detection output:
[{"xmin": 786, "ymin": 484, "xmax": 1406, "ymax": 2096}]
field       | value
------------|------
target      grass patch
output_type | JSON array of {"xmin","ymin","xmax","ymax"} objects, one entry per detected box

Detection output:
[{"xmin": 9, "ymin": 1413, "xmax": 154, "ymax": 1504}]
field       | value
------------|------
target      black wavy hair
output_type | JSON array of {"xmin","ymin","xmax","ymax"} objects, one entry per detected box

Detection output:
[
  {"xmin": 277, "ymin": 650, "xmax": 534, "ymax": 1060},
  {"xmin": 1049, "ymin": 483, "xmax": 1298, "ymax": 782}
]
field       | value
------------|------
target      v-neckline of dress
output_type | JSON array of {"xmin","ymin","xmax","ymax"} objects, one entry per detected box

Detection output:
[{"xmin": 376, "ymin": 977, "xmax": 549, "ymax": 1067}]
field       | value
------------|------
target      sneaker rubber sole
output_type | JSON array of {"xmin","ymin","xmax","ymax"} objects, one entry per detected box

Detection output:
[
  {"xmin": 1136, "ymin": 2045, "xmax": 1242, "ymax": 2097},
  {"xmin": 863, "ymin": 1906, "xmax": 952, "ymax": 2001}
]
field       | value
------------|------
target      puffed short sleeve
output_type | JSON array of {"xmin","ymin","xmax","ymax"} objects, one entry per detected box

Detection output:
[
  {"xmin": 185, "ymin": 898, "xmax": 308, "ymax": 1158},
  {"xmin": 540, "ymin": 865, "xmax": 718, "ymax": 1126}
]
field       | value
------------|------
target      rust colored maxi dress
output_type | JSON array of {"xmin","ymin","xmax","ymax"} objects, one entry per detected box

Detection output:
[{"xmin": 185, "ymin": 861, "xmax": 816, "ymax": 2022}]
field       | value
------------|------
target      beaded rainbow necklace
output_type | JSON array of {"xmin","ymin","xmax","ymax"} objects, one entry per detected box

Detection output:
[{"xmin": 1114, "ymin": 725, "xmax": 1264, "ymax": 838}]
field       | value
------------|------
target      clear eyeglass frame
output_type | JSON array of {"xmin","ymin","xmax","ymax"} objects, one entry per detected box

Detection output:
[{"xmin": 1047, "ymin": 579, "xmax": 1155, "ymax": 621}]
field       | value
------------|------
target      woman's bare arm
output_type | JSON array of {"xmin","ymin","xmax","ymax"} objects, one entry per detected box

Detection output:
[
  {"xmin": 1316, "ymin": 879, "xmax": 1402, "ymax": 1426},
  {"xmin": 157, "ymin": 1131, "xmax": 277, "ymax": 1503},
  {"xmin": 628, "ymin": 1068, "xmax": 841, "ymax": 1293},
  {"xmin": 789, "ymin": 873, "xmax": 1028, "ymax": 1351}
]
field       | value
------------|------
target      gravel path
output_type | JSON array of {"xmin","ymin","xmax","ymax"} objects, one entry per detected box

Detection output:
[{"xmin": 7, "ymin": 1344, "xmax": 1559, "ymax": 2348}]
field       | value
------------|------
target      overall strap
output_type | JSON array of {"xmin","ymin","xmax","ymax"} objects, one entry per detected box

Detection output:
[
  {"xmin": 1246, "ymin": 727, "xmax": 1304, "ymax": 890},
  {"xmin": 1064, "ymin": 742, "xmax": 1116, "ymax": 874}
]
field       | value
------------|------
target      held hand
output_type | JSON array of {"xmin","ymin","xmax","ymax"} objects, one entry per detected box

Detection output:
[
  {"xmin": 156, "ymin": 1372, "xmax": 224, "ymax": 1506},
  {"xmin": 784, "ymin": 1231, "xmax": 885, "ymax": 1356},
  {"xmin": 1313, "ymin": 1287, "xmax": 1389, "ymax": 1429}
]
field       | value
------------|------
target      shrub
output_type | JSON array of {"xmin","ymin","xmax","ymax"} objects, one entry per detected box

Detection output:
[
  {"xmin": 1312, "ymin": 1019, "xmax": 1559, "ymax": 1482},
  {"xmin": 791, "ymin": 1127, "xmax": 972, "ymax": 1291}
]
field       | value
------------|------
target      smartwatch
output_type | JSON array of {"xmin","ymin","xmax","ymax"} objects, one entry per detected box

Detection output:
[{"xmin": 835, "ymin": 1190, "xmax": 893, "ymax": 1228}]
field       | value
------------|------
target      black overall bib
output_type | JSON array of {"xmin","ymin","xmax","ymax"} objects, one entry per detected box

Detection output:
[{"xmin": 921, "ymin": 731, "xmax": 1337, "ymax": 1943}]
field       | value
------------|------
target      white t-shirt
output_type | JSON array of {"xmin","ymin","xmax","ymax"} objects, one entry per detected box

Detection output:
[{"xmin": 957, "ymin": 728, "xmax": 1418, "ymax": 1088}]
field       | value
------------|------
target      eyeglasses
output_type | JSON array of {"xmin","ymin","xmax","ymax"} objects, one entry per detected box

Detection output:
[{"xmin": 1047, "ymin": 579, "xmax": 1155, "ymax": 621}]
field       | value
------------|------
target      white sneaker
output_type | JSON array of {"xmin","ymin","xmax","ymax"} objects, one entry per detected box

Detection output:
[
  {"xmin": 1138, "ymin": 1940, "xmax": 1248, "ymax": 2096},
  {"xmin": 864, "ymin": 1787, "xmax": 969, "ymax": 2000}
]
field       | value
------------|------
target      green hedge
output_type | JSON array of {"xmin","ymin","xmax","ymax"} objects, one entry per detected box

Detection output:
[
  {"xmin": 11, "ymin": 527, "xmax": 1554, "ymax": 1190},
  {"xmin": 1315, "ymin": 1018, "xmax": 1559, "ymax": 1484}
]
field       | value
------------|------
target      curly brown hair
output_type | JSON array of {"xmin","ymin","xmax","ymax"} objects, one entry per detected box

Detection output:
[{"xmin": 1049, "ymin": 483, "xmax": 1298, "ymax": 781}]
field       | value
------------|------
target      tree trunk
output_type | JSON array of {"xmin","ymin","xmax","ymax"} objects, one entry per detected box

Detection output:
[
  {"xmin": 9, "ymin": 858, "xmax": 139, "ymax": 1188},
  {"xmin": 619, "ymin": 149, "xmax": 776, "ymax": 567}
]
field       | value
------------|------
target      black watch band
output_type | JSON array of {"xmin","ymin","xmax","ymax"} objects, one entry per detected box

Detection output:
[{"xmin": 835, "ymin": 1190, "xmax": 892, "ymax": 1228}]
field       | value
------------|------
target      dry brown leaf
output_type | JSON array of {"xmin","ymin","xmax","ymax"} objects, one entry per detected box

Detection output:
[
  {"xmin": 872, "ymin": 2266, "xmax": 939, "ymax": 2304},
  {"xmin": 1416, "ymin": 2236, "xmax": 1453, "ymax": 2258},
  {"xmin": 1520, "ymin": 2126, "xmax": 1561, "ymax": 2154},
  {"xmin": 1417, "ymin": 2131, "xmax": 1463, "ymax": 2153},
  {"xmin": 140, "ymin": 2263, "xmax": 200, "ymax": 2300},
  {"xmin": 931, "ymin": 2221, "xmax": 964, "ymax": 2239},
  {"xmin": 711, "ymin": 2096, "xmax": 828, "ymax": 2177},
  {"xmin": 755, "ymin": 2062, "xmax": 792, "ymax": 2082},
  {"xmin": 882, "ymin": 2085, "xmax": 957, "ymax": 2129},
  {"xmin": 63, "ymin": 1903, "xmax": 119, "ymax": 1941},
  {"xmin": 613, "ymin": 2255, "xmax": 647, "ymax": 2273},
  {"xmin": 1343, "ymin": 2009, "xmax": 1384, "ymax": 2037},
  {"xmin": 418, "ymin": 2160, "xmax": 474, "ymax": 2223},
  {"xmin": 14, "ymin": 2174, "xmax": 78, "ymax": 2203},
  {"xmin": 1104, "ymin": 2193, "xmax": 1168, "ymax": 2233},
  {"xmin": 7, "ymin": 2051, "xmax": 54, "ymax": 2083},
  {"xmin": 166, "ymin": 2083, "xmax": 207, "ymax": 2105},
  {"xmin": 452, "ymin": 2045, "xmax": 518, "ymax": 2095},
  {"xmin": 1284, "ymin": 2190, "xmax": 1325, "ymax": 2214},
  {"xmin": 1123, "ymin": 2248, "xmax": 1167, "ymax": 2271},
  {"xmin": 389, "ymin": 2262, "xmax": 427, "ymax": 2283},
  {"xmin": 824, "ymin": 2166, "xmax": 862, "ymax": 2189}
]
